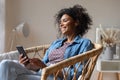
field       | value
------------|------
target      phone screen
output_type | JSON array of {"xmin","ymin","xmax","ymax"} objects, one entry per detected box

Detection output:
[{"xmin": 16, "ymin": 46, "xmax": 28, "ymax": 58}]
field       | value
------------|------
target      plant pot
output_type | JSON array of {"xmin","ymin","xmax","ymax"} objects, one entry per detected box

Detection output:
[{"xmin": 103, "ymin": 45, "xmax": 116, "ymax": 60}]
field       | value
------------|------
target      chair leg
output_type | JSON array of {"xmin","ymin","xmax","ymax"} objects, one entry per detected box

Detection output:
[
  {"xmin": 116, "ymin": 73, "xmax": 120, "ymax": 80},
  {"xmin": 97, "ymin": 72, "xmax": 103, "ymax": 80}
]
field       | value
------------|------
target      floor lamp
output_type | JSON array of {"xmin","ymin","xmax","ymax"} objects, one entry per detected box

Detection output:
[{"xmin": 10, "ymin": 22, "xmax": 29, "ymax": 51}]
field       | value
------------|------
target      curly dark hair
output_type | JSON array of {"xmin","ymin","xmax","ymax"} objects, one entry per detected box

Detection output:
[{"xmin": 55, "ymin": 4, "xmax": 92, "ymax": 37}]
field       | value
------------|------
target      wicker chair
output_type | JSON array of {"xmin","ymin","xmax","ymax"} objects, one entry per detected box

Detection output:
[{"xmin": 25, "ymin": 43, "xmax": 103, "ymax": 80}]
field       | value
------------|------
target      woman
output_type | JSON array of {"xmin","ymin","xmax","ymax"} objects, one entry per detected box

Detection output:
[{"xmin": 0, "ymin": 4, "xmax": 93, "ymax": 80}]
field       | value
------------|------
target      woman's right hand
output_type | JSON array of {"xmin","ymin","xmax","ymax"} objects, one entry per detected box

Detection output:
[{"xmin": 19, "ymin": 54, "xmax": 29, "ymax": 66}]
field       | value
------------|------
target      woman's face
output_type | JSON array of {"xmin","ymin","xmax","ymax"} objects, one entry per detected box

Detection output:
[{"xmin": 59, "ymin": 14, "xmax": 77, "ymax": 36}]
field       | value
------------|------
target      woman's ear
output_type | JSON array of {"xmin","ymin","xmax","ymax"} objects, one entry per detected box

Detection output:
[{"xmin": 75, "ymin": 21, "xmax": 79, "ymax": 26}]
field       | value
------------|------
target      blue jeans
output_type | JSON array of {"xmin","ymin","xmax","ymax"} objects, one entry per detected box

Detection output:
[{"xmin": 0, "ymin": 60, "xmax": 62, "ymax": 80}]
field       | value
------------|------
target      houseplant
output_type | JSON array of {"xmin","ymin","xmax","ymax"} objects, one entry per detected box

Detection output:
[{"xmin": 99, "ymin": 24, "xmax": 120, "ymax": 60}]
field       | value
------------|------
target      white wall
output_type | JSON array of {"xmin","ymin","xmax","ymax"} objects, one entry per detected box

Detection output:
[{"xmin": 5, "ymin": 0, "xmax": 120, "ymax": 80}]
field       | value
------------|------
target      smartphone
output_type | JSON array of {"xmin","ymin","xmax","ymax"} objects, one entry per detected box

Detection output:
[
  {"xmin": 16, "ymin": 45, "xmax": 28, "ymax": 58},
  {"xmin": 16, "ymin": 46, "xmax": 29, "ymax": 64}
]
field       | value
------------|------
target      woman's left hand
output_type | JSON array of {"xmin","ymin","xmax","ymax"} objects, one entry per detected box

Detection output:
[{"xmin": 26, "ymin": 58, "xmax": 46, "ymax": 71}]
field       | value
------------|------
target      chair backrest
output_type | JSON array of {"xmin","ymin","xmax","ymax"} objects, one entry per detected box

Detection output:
[
  {"xmin": 25, "ymin": 44, "xmax": 50, "ymax": 59},
  {"xmin": 41, "ymin": 43, "xmax": 103, "ymax": 80}
]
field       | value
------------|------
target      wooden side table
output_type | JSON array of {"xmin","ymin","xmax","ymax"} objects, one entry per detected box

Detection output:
[{"xmin": 97, "ymin": 59, "xmax": 120, "ymax": 80}]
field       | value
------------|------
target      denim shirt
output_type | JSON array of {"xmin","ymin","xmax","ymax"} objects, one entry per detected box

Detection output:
[{"xmin": 42, "ymin": 35, "xmax": 93, "ymax": 79}]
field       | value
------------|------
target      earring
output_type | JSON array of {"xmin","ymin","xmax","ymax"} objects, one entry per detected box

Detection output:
[{"xmin": 75, "ymin": 23, "xmax": 78, "ymax": 26}]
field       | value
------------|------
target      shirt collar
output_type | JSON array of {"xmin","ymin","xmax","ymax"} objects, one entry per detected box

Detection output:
[
  {"xmin": 61, "ymin": 35, "xmax": 82, "ymax": 44},
  {"xmin": 73, "ymin": 35, "xmax": 82, "ymax": 44}
]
